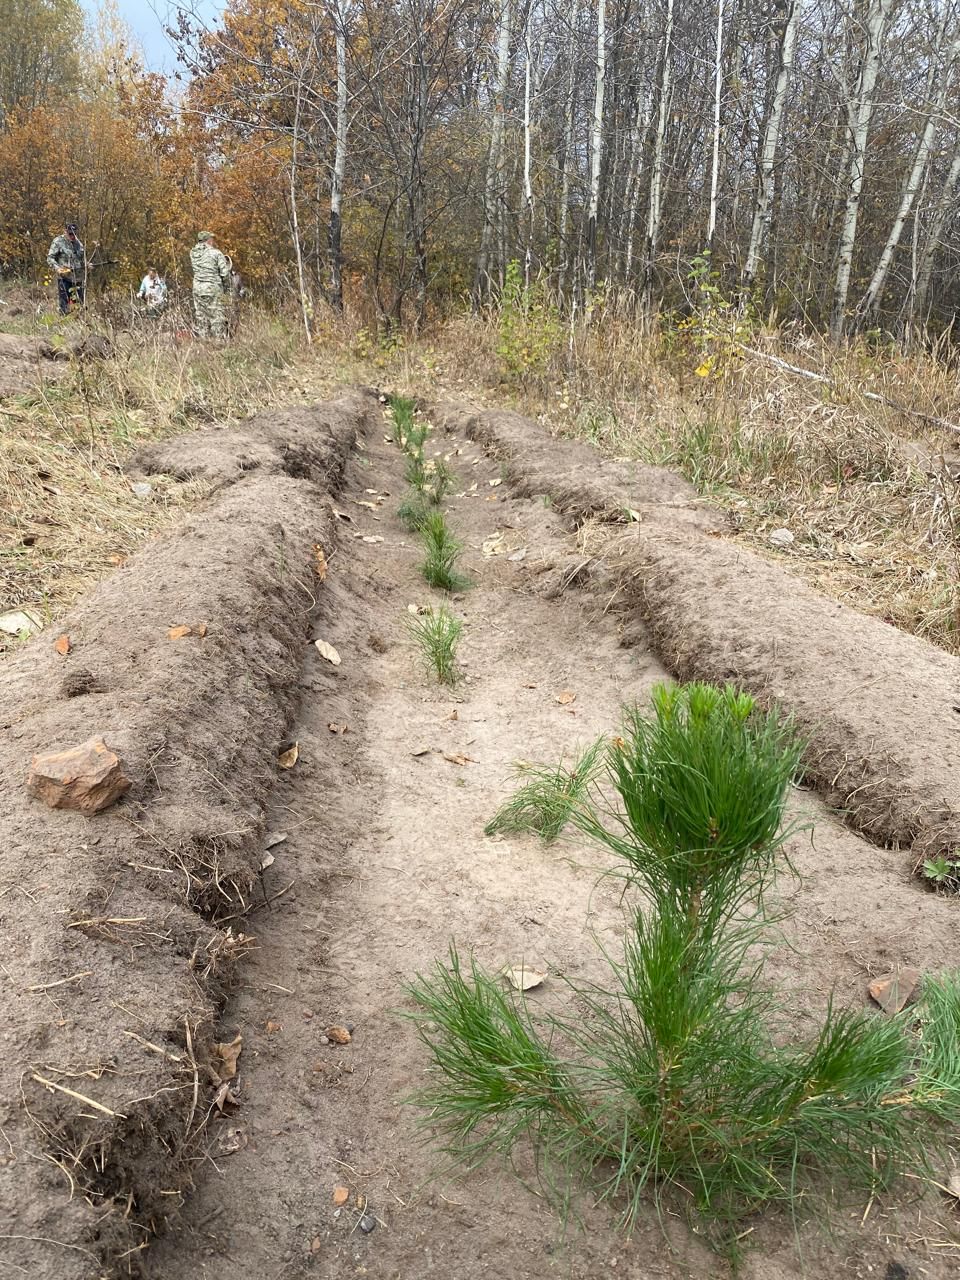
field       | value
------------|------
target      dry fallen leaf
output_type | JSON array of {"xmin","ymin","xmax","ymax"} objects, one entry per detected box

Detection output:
[
  {"xmin": 945, "ymin": 1170, "xmax": 960, "ymax": 1201},
  {"xmin": 332, "ymin": 1186, "xmax": 350, "ymax": 1207},
  {"xmin": 361, "ymin": 535, "xmax": 385, "ymax": 544},
  {"xmin": 507, "ymin": 547, "xmax": 527, "ymax": 562},
  {"xmin": 503, "ymin": 964, "xmax": 547, "ymax": 992},
  {"xmin": 443, "ymin": 752, "xmax": 478, "ymax": 766},
  {"xmin": 353, "ymin": 499, "xmax": 380, "ymax": 511},
  {"xmin": 195, "ymin": 622, "xmax": 208, "ymax": 638},
  {"xmin": 315, "ymin": 639, "xmax": 342, "ymax": 665},
  {"xmin": 54, "ymin": 634, "xmax": 71, "ymax": 656},
  {"xmin": 265, "ymin": 1019, "xmax": 283, "ymax": 1034},
  {"xmin": 168, "ymin": 624, "xmax": 192, "ymax": 641},
  {"xmin": 448, "ymin": 709, "xmax": 459, "ymax": 721},
  {"xmin": 482, "ymin": 533, "xmax": 505, "ymax": 557},
  {"xmin": 213, "ymin": 1081, "xmax": 240, "ymax": 1112},
  {"xmin": 278, "ymin": 742, "xmax": 300, "ymax": 769},
  {"xmin": 259, "ymin": 852, "xmax": 275, "ymax": 871},
  {"xmin": 626, "ymin": 508, "xmax": 641, "ymax": 522},
  {"xmin": 556, "ymin": 690, "xmax": 577, "ymax": 705},
  {"xmin": 328, "ymin": 722, "xmax": 348, "ymax": 734},
  {"xmin": 332, "ymin": 507, "xmax": 352, "ymax": 522},
  {"xmin": 215, "ymin": 1125, "xmax": 247, "ymax": 1156},
  {"xmin": 216, "ymin": 1033, "xmax": 242, "ymax": 1080},
  {"xmin": 264, "ymin": 831, "xmax": 288, "ymax": 850},
  {"xmin": 314, "ymin": 545, "xmax": 328, "ymax": 581},
  {"xmin": 325, "ymin": 1025, "xmax": 352, "ymax": 1045},
  {"xmin": 488, "ymin": 478, "xmax": 502, "ymax": 487},
  {"xmin": 411, "ymin": 746, "xmax": 433, "ymax": 757}
]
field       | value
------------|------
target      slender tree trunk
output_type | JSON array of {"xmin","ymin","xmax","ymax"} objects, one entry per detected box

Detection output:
[
  {"xmin": 476, "ymin": 0, "xmax": 513, "ymax": 302},
  {"xmin": 557, "ymin": 0, "xmax": 580, "ymax": 301},
  {"xmin": 329, "ymin": 0, "xmax": 348, "ymax": 313},
  {"xmin": 643, "ymin": 0, "xmax": 674, "ymax": 314},
  {"xmin": 829, "ymin": 0, "xmax": 895, "ymax": 343},
  {"xmin": 914, "ymin": 147, "xmax": 960, "ymax": 324},
  {"xmin": 859, "ymin": 36, "xmax": 960, "ymax": 322},
  {"xmin": 522, "ymin": 9, "xmax": 534, "ymax": 286},
  {"xmin": 586, "ymin": 0, "xmax": 606, "ymax": 292},
  {"xmin": 290, "ymin": 76, "xmax": 312, "ymax": 342},
  {"xmin": 706, "ymin": 0, "xmax": 724, "ymax": 249},
  {"xmin": 743, "ymin": 0, "xmax": 800, "ymax": 288}
]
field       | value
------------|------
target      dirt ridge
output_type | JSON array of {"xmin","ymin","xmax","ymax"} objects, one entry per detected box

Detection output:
[
  {"xmin": 0, "ymin": 389, "xmax": 378, "ymax": 1278},
  {"xmin": 436, "ymin": 400, "xmax": 960, "ymax": 867}
]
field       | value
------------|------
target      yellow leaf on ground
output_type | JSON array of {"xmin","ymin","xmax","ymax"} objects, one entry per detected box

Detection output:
[
  {"xmin": 54, "ymin": 634, "xmax": 71, "ymax": 656},
  {"xmin": 314, "ymin": 545, "xmax": 328, "ymax": 581},
  {"xmin": 556, "ymin": 690, "xmax": 576, "ymax": 705},
  {"xmin": 278, "ymin": 742, "xmax": 299, "ymax": 769},
  {"xmin": 168, "ymin": 625, "xmax": 191, "ymax": 640}
]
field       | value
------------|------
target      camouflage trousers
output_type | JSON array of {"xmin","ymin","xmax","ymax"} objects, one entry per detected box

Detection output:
[{"xmin": 193, "ymin": 288, "xmax": 227, "ymax": 338}]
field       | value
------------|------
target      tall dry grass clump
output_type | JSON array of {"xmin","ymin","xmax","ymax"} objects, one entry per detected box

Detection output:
[{"xmin": 0, "ymin": 303, "xmax": 303, "ymax": 636}]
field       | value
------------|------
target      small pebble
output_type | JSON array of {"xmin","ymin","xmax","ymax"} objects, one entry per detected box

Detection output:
[{"xmin": 359, "ymin": 1214, "xmax": 376, "ymax": 1235}]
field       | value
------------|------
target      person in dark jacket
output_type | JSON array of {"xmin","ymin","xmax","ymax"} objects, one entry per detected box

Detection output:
[{"xmin": 46, "ymin": 222, "xmax": 85, "ymax": 314}]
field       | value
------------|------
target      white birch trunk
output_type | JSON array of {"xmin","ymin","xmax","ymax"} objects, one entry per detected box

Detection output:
[
  {"xmin": 586, "ymin": 0, "xmax": 606, "ymax": 291},
  {"xmin": 476, "ymin": 0, "xmax": 513, "ymax": 301},
  {"xmin": 829, "ymin": 0, "xmax": 895, "ymax": 342},
  {"xmin": 743, "ymin": 0, "xmax": 801, "ymax": 286},
  {"xmin": 859, "ymin": 36, "xmax": 960, "ymax": 321},
  {"xmin": 643, "ymin": 0, "xmax": 675, "ymax": 312},
  {"xmin": 706, "ymin": 0, "xmax": 724, "ymax": 248},
  {"xmin": 522, "ymin": 10, "xmax": 534, "ymax": 287},
  {"xmin": 915, "ymin": 147, "xmax": 960, "ymax": 322},
  {"xmin": 329, "ymin": 0, "xmax": 348, "ymax": 313},
  {"xmin": 557, "ymin": 0, "xmax": 580, "ymax": 300},
  {"xmin": 289, "ymin": 75, "xmax": 312, "ymax": 342}
]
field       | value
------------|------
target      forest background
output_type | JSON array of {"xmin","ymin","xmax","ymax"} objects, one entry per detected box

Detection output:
[{"xmin": 3, "ymin": 0, "xmax": 960, "ymax": 342}]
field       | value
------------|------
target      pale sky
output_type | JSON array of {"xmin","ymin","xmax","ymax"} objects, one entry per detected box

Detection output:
[{"xmin": 80, "ymin": 0, "xmax": 224, "ymax": 73}]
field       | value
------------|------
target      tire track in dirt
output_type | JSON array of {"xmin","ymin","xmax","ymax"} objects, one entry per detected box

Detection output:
[{"xmin": 148, "ymin": 404, "xmax": 959, "ymax": 1280}]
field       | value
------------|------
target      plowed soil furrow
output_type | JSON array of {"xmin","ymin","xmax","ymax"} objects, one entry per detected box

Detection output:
[{"xmin": 145, "ymin": 409, "xmax": 960, "ymax": 1280}]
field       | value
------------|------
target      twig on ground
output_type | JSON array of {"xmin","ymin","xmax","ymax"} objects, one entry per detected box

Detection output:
[
  {"xmin": 28, "ymin": 1072, "xmax": 126, "ymax": 1119},
  {"xmin": 26, "ymin": 971, "xmax": 92, "ymax": 993}
]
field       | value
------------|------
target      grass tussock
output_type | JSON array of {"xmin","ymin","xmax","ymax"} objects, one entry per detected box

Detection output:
[
  {"xmin": 407, "ymin": 604, "xmax": 463, "ymax": 685},
  {"xmin": 409, "ymin": 682, "xmax": 960, "ymax": 1251}
]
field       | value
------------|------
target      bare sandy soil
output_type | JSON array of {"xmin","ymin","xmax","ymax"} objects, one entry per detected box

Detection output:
[
  {"xmin": 142, "ymin": 408, "xmax": 959, "ymax": 1280},
  {"xmin": 2, "ymin": 391, "xmax": 959, "ymax": 1280}
]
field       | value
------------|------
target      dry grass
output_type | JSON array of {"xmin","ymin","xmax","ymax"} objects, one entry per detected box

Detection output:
[
  {"xmin": 0, "ymin": 300, "xmax": 304, "ymax": 642},
  {"xmin": 371, "ymin": 309, "xmax": 960, "ymax": 656}
]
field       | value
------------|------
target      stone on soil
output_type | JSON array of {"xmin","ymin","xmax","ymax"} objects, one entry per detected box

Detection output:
[{"xmin": 27, "ymin": 736, "xmax": 131, "ymax": 814}]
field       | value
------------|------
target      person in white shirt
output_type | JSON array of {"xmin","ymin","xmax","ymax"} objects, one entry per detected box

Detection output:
[{"xmin": 137, "ymin": 268, "xmax": 168, "ymax": 315}]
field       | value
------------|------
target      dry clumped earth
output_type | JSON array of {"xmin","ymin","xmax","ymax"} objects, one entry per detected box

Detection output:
[{"xmin": 0, "ymin": 373, "xmax": 958, "ymax": 1280}]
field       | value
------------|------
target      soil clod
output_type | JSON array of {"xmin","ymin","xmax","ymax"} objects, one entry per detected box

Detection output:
[{"xmin": 27, "ymin": 736, "xmax": 131, "ymax": 813}]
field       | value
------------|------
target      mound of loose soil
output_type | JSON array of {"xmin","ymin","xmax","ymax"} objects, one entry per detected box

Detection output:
[
  {"xmin": 438, "ymin": 401, "xmax": 960, "ymax": 867},
  {"xmin": 0, "ymin": 332, "xmax": 67, "ymax": 397},
  {"xmin": 0, "ymin": 389, "xmax": 379, "ymax": 1277}
]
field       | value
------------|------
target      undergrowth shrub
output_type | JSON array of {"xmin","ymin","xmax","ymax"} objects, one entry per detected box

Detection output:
[
  {"xmin": 408, "ymin": 682, "xmax": 960, "ymax": 1253},
  {"xmin": 497, "ymin": 260, "xmax": 562, "ymax": 380},
  {"xmin": 407, "ymin": 605, "xmax": 463, "ymax": 685},
  {"xmin": 418, "ymin": 511, "xmax": 470, "ymax": 592}
]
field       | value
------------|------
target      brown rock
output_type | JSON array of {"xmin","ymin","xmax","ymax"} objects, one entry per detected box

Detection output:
[
  {"xmin": 27, "ymin": 737, "xmax": 131, "ymax": 814},
  {"xmin": 868, "ymin": 967, "xmax": 921, "ymax": 1017}
]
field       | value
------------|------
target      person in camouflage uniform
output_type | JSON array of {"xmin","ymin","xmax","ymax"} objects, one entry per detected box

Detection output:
[
  {"xmin": 190, "ymin": 231, "xmax": 232, "ymax": 338},
  {"xmin": 47, "ymin": 223, "xmax": 85, "ymax": 314}
]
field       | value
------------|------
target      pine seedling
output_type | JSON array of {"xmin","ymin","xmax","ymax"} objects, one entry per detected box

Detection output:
[
  {"xmin": 428, "ymin": 456, "xmax": 458, "ymax": 505},
  {"xmin": 419, "ymin": 511, "xmax": 470, "ymax": 592},
  {"xmin": 407, "ymin": 682, "xmax": 960, "ymax": 1253},
  {"xmin": 398, "ymin": 491, "xmax": 431, "ymax": 532},
  {"xmin": 485, "ymin": 739, "xmax": 605, "ymax": 843},
  {"xmin": 406, "ymin": 605, "xmax": 463, "ymax": 685},
  {"xmin": 406, "ymin": 450, "xmax": 428, "ymax": 492}
]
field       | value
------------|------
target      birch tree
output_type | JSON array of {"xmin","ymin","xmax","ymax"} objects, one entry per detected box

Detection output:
[
  {"xmin": 742, "ymin": 0, "xmax": 801, "ymax": 289},
  {"xmin": 476, "ymin": 0, "xmax": 513, "ymax": 301},
  {"xmin": 829, "ymin": 0, "xmax": 895, "ymax": 341},
  {"xmin": 643, "ymin": 0, "xmax": 674, "ymax": 313},
  {"xmin": 585, "ymin": 0, "xmax": 606, "ymax": 291}
]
